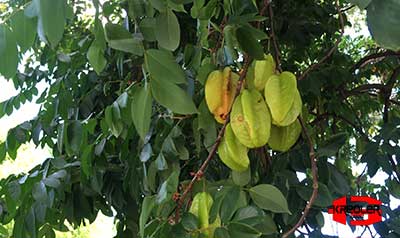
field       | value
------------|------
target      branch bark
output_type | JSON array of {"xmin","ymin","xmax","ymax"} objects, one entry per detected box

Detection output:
[
  {"xmin": 266, "ymin": 0, "xmax": 282, "ymax": 72},
  {"xmin": 282, "ymin": 117, "xmax": 318, "ymax": 238},
  {"xmin": 351, "ymin": 50, "xmax": 400, "ymax": 72}
]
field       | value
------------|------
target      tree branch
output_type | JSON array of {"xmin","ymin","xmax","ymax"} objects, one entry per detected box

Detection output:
[
  {"xmin": 174, "ymin": 56, "xmax": 252, "ymax": 222},
  {"xmin": 383, "ymin": 66, "xmax": 400, "ymax": 123},
  {"xmin": 266, "ymin": 0, "xmax": 282, "ymax": 72},
  {"xmin": 282, "ymin": 117, "xmax": 318, "ymax": 238},
  {"xmin": 351, "ymin": 50, "xmax": 400, "ymax": 72},
  {"xmin": 298, "ymin": 0, "xmax": 344, "ymax": 81}
]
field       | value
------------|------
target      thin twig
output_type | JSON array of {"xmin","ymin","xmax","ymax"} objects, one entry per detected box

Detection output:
[
  {"xmin": 174, "ymin": 56, "xmax": 252, "ymax": 222},
  {"xmin": 257, "ymin": 0, "xmax": 271, "ymax": 29},
  {"xmin": 351, "ymin": 50, "xmax": 400, "ymax": 72},
  {"xmin": 210, "ymin": 16, "xmax": 228, "ymax": 64},
  {"xmin": 266, "ymin": 0, "xmax": 282, "ymax": 71},
  {"xmin": 383, "ymin": 66, "xmax": 400, "ymax": 123},
  {"xmin": 298, "ymin": 0, "xmax": 344, "ymax": 81},
  {"xmin": 282, "ymin": 117, "xmax": 318, "ymax": 238}
]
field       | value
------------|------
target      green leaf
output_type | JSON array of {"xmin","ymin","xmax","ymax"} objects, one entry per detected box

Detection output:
[
  {"xmin": 0, "ymin": 25, "xmax": 18, "ymax": 78},
  {"xmin": 139, "ymin": 17, "xmax": 157, "ymax": 41},
  {"xmin": 151, "ymin": 77, "xmax": 197, "ymax": 115},
  {"xmin": 233, "ymin": 207, "xmax": 277, "ymax": 235},
  {"xmin": 37, "ymin": 0, "xmax": 67, "ymax": 46},
  {"xmin": 65, "ymin": 120, "xmax": 83, "ymax": 155},
  {"xmin": 81, "ymin": 144, "xmax": 94, "ymax": 177},
  {"xmin": 228, "ymin": 222, "xmax": 262, "ymax": 238},
  {"xmin": 32, "ymin": 181, "xmax": 47, "ymax": 202},
  {"xmin": 87, "ymin": 20, "xmax": 107, "ymax": 74},
  {"xmin": 145, "ymin": 49, "xmax": 187, "ymax": 84},
  {"xmin": 155, "ymin": 9, "xmax": 181, "ymax": 51},
  {"xmin": 249, "ymin": 184, "xmax": 291, "ymax": 214},
  {"xmin": 139, "ymin": 196, "xmax": 156, "ymax": 238},
  {"xmin": 181, "ymin": 213, "xmax": 199, "ymax": 231},
  {"xmin": 232, "ymin": 168, "xmax": 251, "ymax": 186},
  {"xmin": 296, "ymin": 182, "xmax": 333, "ymax": 207},
  {"xmin": 131, "ymin": 84, "xmax": 153, "ymax": 140},
  {"xmin": 87, "ymin": 41, "xmax": 107, "ymax": 74},
  {"xmin": 9, "ymin": 10, "xmax": 37, "ymax": 52},
  {"xmin": 105, "ymin": 23, "xmax": 144, "ymax": 55},
  {"xmin": 367, "ymin": 0, "xmax": 400, "ymax": 51},
  {"xmin": 156, "ymin": 170, "xmax": 180, "ymax": 204},
  {"xmin": 214, "ymin": 227, "xmax": 230, "ymax": 238},
  {"xmin": 221, "ymin": 186, "xmax": 241, "ymax": 223},
  {"xmin": 149, "ymin": 0, "xmax": 167, "ymax": 11},
  {"xmin": 236, "ymin": 26, "xmax": 264, "ymax": 60},
  {"xmin": 105, "ymin": 102, "xmax": 124, "ymax": 137},
  {"xmin": 318, "ymin": 132, "xmax": 347, "ymax": 157},
  {"xmin": 0, "ymin": 143, "xmax": 6, "ymax": 163}
]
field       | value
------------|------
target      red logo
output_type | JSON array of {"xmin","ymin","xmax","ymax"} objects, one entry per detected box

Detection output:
[{"xmin": 328, "ymin": 196, "xmax": 382, "ymax": 226}]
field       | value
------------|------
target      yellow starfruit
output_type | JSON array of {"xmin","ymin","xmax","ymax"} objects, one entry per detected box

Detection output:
[
  {"xmin": 264, "ymin": 71, "xmax": 297, "ymax": 123},
  {"xmin": 253, "ymin": 54, "xmax": 276, "ymax": 91},
  {"xmin": 268, "ymin": 120, "xmax": 302, "ymax": 152},
  {"xmin": 231, "ymin": 89, "xmax": 271, "ymax": 148},
  {"xmin": 218, "ymin": 123, "xmax": 249, "ymax": 172},
  {"xmin": 205, "ymin": 67, "xmax": 239, "ymax": 123},
  {"xmin": 273, "ymin": 89, "xmax": 302, "ymax": 126}
]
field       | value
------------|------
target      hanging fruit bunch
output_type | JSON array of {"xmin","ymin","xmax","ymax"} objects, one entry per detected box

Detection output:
[{"xmin": 204, "ymin": 55, "xmax": 303, "ymax": 172}]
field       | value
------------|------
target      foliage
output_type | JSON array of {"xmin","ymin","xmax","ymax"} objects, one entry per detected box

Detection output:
[{"xmin": 0, "ymin": 0, "xmax": 399, "ymax": 237}]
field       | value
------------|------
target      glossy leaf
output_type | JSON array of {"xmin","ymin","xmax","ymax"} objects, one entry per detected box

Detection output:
[
  {"xmin": 0, "ymin": 25, "xmax": 18, "ymax": 78},
  {"xmin": 155, "ymin": 9, "xmax": 181, "ymax": 51},
  {"xmin": 145, "ymin": 49, "xmax": 187, "ymax": 84},
  {"xmin": 131, "ymin": 84, "xmax": 153, "ymax": 140},
  {"xmin": 249, "ymin": 184, "xmax": 291, "ymax": 214}
]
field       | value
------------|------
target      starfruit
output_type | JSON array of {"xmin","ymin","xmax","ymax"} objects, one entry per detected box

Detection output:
[
  {"xmin": 246, "ymin": 54, "xmax": 276, "ymax": 91},
  {"xmin": 254, "ymin": 54, "xmax": 276, "ymax": 91},
  {"xmin": 268, "ymin": 120, "xmax": 302, "ymax": 152},
  {"xmin": 273, "ymin": 89, "xmax": 302, "ymax": 126},
  {"xmin": 218, "ymin": 123, "xmax": 249, "ymax": 172},
  {"xmin": 231, "ymin": 89, "xmax": 271, "ymax": 148},
  {"xmin": 189, "ymin": 192, "xmax": 221, "ymax": 238},
  {"xmin": 205, "ymin": 67, "xmax": 239, "ymax": 123},
  {"xmin": 264, "ymin": 71, "xmax": 299, "ymax": 123}
]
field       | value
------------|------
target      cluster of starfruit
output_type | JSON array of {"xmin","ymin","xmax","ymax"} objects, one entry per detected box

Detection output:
[{"xmin": 204, "ymin": 55, "xmax": 303, "ymax": 172}]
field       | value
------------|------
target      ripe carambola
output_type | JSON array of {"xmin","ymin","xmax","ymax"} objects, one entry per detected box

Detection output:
[
  {"xmin": 273, "ymin": 89, "xmax": 302, "ymax": 127},
  {"xmin": 205, "ymin": 67, "xmax": 239, "ymax": 123},
  {"xmin": 230, "ymin": 89, "xmax": 271, "ymax": 148},
  {"xmin": 265, "ymin": 71, "xmax": 297, "ymax": 123},
  {"xmin": 189, "ymin": 192, "xmax": 221, "ymax": 238},
  {"xmin": 218, "ymin": 123, "xmax": 250, "ymax": 172},
  {"xmin": 268, "ymin": 120, "xmax": 302, "ymax": 152},
  {"xmin": 254, "ymin": 54, "xmax": 276, "ymax": 91}
]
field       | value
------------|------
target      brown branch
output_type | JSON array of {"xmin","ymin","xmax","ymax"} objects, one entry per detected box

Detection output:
[
  {"xmin": 258, "ymin": 0, "xmax": 271, "ymax": 27},
  {"xmin": 351, "ymin": 50, "xmax": 400, "ymax": 72},
  {"xmin": 174, "ymin": 56, "xmax": 252, "ymax": 222},
  {"xmin": 282, "ymin": 117, "xmax": 318, "ymax": 238},
  {"xmin": 298, "ymin": 0, "xmax": 344, "ymax": 81},
  {"xmin": 383, "ymin": 66, "xmax": 400, "ymax": 123},
  {"xmin": 266, "ymin": 0, "xmax": 282, "ymax": 72}
]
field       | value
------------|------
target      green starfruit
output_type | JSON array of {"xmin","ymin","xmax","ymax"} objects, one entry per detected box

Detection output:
[{"xmin": 231, "ymin": 89, "xmax": 271, "ymax": 148}]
